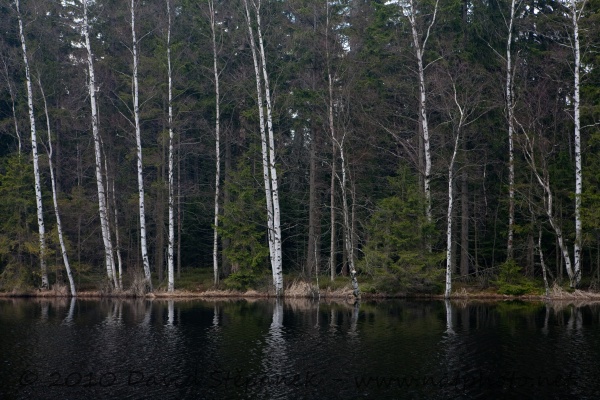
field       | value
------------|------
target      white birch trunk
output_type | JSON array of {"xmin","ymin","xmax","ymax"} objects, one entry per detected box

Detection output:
[
  {"xmin": 405, "ymin": 0, "xmax": 438, "ymax": 225},
  {"xmin": 38, "ymin": 78, "xmax": 76, "ymax": 297},
  {"xmin": 326, "ymin": 2, "xmax": 336, "ymax": 283},
  {"xmin": 209, "ymin": 0, "xmax": 220, "ymax": 287},
  {"xmin": 243, "ymin": 0, "xmax": 283, "ymax": 295},
  {"xmin": 82, "ymin": 0, "xmax": 116, "ymax": 287},
  {"xmin": 521, "ymin": 129, "xmax": 576, "ymax": 286},
  {"xmin": 166, "ymin": 0, "xmax": 175, "ymax": 293},
  {"xmin": 254, "ymin": 0, "xmax": 283, "ymax": 295},
  {"xmin": 335, "ymin": 133, "xmax": 359, "ymax": 298},
  {"xmin": 131, "ymin": 0, "xmax": 152, "ymax": 291},
  {"xmin": 329, "ymin": 80, "xmax": 336, "ymax": 283},
  {"xmin": 101, "ymin": 149, "xmax": 119, "ymax": 289},
  {"xmin": 445, "ymin": 83, "xmax": 465, "ymax": 299},
  {"xmin": 538, "ymin": 229, "xmax": 549, "ymax": 296},
  {"xmin": 445, "ymin": 133, "xmax": 461, "ymax": 299},
  {"xmin": 506, "ymin": 0, "xmax": 517, "ymax": 260},
  {"xmin": 111, "ymin": 181, "xmax": 123, "ymax": 290},
  {"xmin": 571, "ymin": 0, "xmax": 582, "ymax": 286},
  {"xmin": 16, "ymin": 0, "xmax": 48, "ymax": 289}
]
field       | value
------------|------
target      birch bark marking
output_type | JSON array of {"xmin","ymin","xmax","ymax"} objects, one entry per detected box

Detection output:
[
  {"xmin": 167, "ymin": 0, "xmax": 175, "ymax": 292},
  {"xmin": 326, "ymin": 2, "xmax": 336, "ymax": 283},
  {"xmin": 405, "ymin": 0, "xmax": 438, "ymax": 225},
  {"xmin": 445, "ymin": 133, "xmax": 460, "ymax": 298},
  {"xmin": 82, "ymin": 0, "xmax": 116, "ymax": 287},
  {"xmin": 243, "ymin": 0, "xmax": 282, "ymax": 295},
  {"xmin": 16, "ymin": 0, "xmax": 48, "ymax": 289},
  {"xmin": 571, "ymin": 0, "xmax": 583, "ymax": 286},
  {"xmin": 445, "ymin": 82, "xmax": 465, "ymax": 299},
  {"xmin": 254, "ymin": 0, "xmax": 283, "ymax": 294},
  {"xmin": 209, "ymin": 0, "xmax": 221, "ymax": 287},
  {"xmin": 111, "ymin": 181, "xmax": 123, "ymax": 290},
  {"xmin": 38, "ymin": 78, "xmax": 76, "ymax": 297},
  {"xmin": 131, "ymin": 0, "xmax": 152, "ymax": 291},
  {"xmin": 521, "ymin": 127, "xmax": 576, "ymax": 285},
  {"xmin": 506, "ymin": 0, "xmax": 517, "ymax": 260},
  {"xmin": 335, "ymin": 131, "xmax": 360, "ymax": 298},
  {"xmin": 243, "ymin": 0, "xmax": 275, "ymax": 283}
]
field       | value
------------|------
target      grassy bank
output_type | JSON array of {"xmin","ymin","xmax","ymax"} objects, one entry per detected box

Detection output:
[{"xmin": 2, "ymin": 267, "xmax": 600, "ymax": 300}]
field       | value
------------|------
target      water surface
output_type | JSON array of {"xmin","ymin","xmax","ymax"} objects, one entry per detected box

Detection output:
[{"xmin": 1, "ymin": 298, "xmax": 598, "ymax": 399}]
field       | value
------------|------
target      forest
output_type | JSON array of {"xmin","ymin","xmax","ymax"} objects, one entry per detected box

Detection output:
[{"xmin": 0, "ymin": 0, "xmax": 599, "ymax": 297}]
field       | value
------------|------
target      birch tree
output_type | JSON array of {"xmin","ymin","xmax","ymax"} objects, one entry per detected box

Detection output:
[
  {"xmin": 441, "ymin": 67, "xmax": 488, "ymax": 298},
  {"xmin": 81, "ymin": 0, "xmax": 117, "ymax": 288},
  {"xmin": 242, "ymin": 0, "xmax": 283, "ymax": 295},
  {"xmin": 402, "ymin": 0, "xmax": 439, "ymax": 225},
  {"xmin": 570, "ymin": 0, "xmax": 585, "ymax": 286},
  {"xmin": 15, "ymin": 0, "xmax": 48, "ymax": 289},
  {"xmin": 38, "ymin": 77, "xmax": 76, "ymax": 297},
  {"xmin": 130, "ymin": 0, "xmax": 152, "ymax": 291},
  {"xmin": 326, "ymin": 1, "xmax": 336, "ymax": 283},
  {"xmin": 504, "ymin": 0, "xmax": 519, "ymax": 260},
  {"xmin": 209, "ymin": 0, "xmax": 221, "ymax": 287},
  {"xmin": 519, "ymin": 121, "xmax": 577, "ymax": 287},
  {"xmin": 333, "ymin": 127, "xmax": 360, "ymax": 298},
  {"xmin": 166, "ymin": 0, "xmax": 175, "ymax": 293}
]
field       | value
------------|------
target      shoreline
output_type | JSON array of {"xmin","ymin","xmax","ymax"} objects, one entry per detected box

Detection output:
[{"xmin": 2, "ymin": 287, "xmax": 600, "ymax": 302}]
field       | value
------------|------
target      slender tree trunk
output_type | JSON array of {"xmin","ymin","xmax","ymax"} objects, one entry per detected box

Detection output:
[
  {"xmin": 330, "ymin": 142, "xmax": 336, "ymax": 282},
  {"xmin": 460, "ymin": 171, "xmax": 469, "ymax": 277},
  {"xmin": 209, "ymin": 0, "xmax": 220, "ymax": 287},
  {"xmin": 571, "ymin": 0, "xmax": 582, "ymax": 286},
  {"xmin": 307, "ymin": 127, "xmax": 320, "ymax": 277},
  {"xmin": 335, "ymin": 130, "xmax": 359, "ymax": 298},
  {"xmin": 243, "ymin": 0, "xmax": 283, "ymax": 295},
  {"xmin": 16, "ymin": 0, "xmax": 48, "ymax": 289},
  {"xmin": 177, "ymin": 143, "xmax": 182, "ymax": 279},
  {"xmin": 326, "ymin": 2, "xmax": 336, "ymax": 283},
  {"xmin": 522, "ymin": 130, "xmax": 576, "ymax": 286},
  {"xmin": 538, "ymin": 229, "xmax": 550, "ymax": 296},
  {"xmin": 38, "ymin": 78, "xmax": 76, "ymax": 297},
  {"xmin": 102, "ymin": 148, "xmax": 120, "ymax": 289},
  {"xmin": 111, "ymin": 181, "xmax": 123, "ymax": 289},
  {"xmin": 131, "ymin": 0, "xmax": 152, "ymax": 291},
  {"xmin": 405, "ymin": 0, "xmax": 438, "ymax": 226},
  {"xmin": 166, "ymin": 0, "xmax": 175, "ymax": 292},
  {"xmin": 82, "ymin": 0, "xmax": 116, "ymax": 287},
  {"xmin": 255, "ymin": 0, "xmax": 283, "ymax": 294},
  {"xmin": 506, "ymin": 0, "xmax": 517, "ymax": 260},
  {"xmin": 445, "ymin": 133, "xmax": 461, "ymax": 299},
  {"xmin": 445, "ymin": 82, "xmax": 465, "ymax": 299}
]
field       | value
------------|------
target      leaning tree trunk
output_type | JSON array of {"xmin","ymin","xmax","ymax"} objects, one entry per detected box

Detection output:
[
  {"xmin": 82, "ymin": 0, "xmax": 117, "ymax": 288},
  {"xmin": 521, "ymin": 128, "xmax": 576, "ymax": 286},
  {"xmin": 131, "ymin": 0, "xmax": 152, "ymax": 291},
  {"xmin": 38, "ymin": 78, "xmax": 76, "ymax": 297},
  {"xmin": 16, "ymin": 0, "xmax": 48, "ymax": 289}
]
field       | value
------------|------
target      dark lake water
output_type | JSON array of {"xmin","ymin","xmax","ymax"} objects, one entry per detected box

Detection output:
[{"xmin": 1, "ymin": 297, "xmax": 599, "ymax": 399}]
